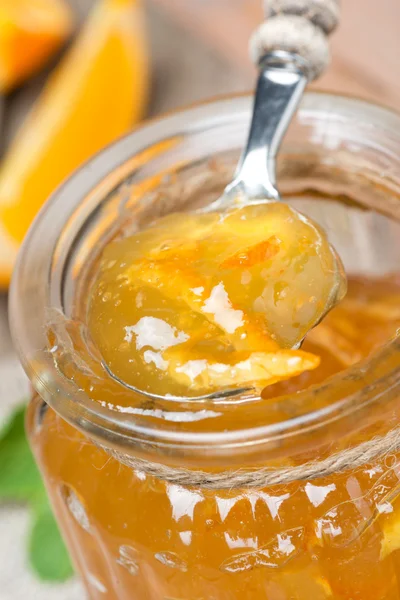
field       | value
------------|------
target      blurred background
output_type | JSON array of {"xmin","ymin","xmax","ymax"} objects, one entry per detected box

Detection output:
[{"xmin": 0, "ymin": 0, "xmax": 399, "ymax": 598}]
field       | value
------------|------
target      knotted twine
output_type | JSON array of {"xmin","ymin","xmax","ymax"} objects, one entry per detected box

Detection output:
[
  {"xmin": 100, "ymin": 0, "xmax": 398, "ymax": 491},
  {"xmin": 102, "ymin": 424, "xmax": 400, "ymax": 490},
  {"xmin": 250, "ymin": 0, "xmax": 340, "ymax": 80}
]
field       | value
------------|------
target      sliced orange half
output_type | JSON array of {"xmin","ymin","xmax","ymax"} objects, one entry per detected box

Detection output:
[
  {"xmin": 0, "ymin": 0, "xmax": 73, "ymax": 92},
  {"xmin": 0, "ymin": 0, "xmax": 148, "ymax": 288},
  {"xmin": 0, "ymin": 222, "xmax": 17, "ymax": 290}
]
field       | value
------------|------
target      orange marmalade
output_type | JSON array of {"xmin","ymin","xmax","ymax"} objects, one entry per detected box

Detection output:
[
  {"xmin": 25, "ymin": 200, "xmax": 400, "ymax": 600},
  {"xmin": 87, "ymin": 202, "xmax": 345, "ymax": 399}
]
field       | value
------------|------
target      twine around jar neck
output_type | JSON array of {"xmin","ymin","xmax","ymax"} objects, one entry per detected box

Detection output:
[{"xmin": 99, "ymin": 426, "xmax": 400, "ymax": 490}]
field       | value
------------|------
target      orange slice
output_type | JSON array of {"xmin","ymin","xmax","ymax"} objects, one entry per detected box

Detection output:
[
  {"xmin": 0, "ymin": 222, "xmax": 17, "ymax": 289},
  {"xmin": 0, "ymin": 0, "xmax": 73, "ymax": 92},
  {"xmin": 0, "ymin": 0, "xmax": 148, "ymax": 288}
]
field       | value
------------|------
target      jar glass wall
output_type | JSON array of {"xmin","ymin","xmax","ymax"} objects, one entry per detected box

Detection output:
[{"xmin": 10, "ymin": 93, "xmax": 400, "ymax": 599}]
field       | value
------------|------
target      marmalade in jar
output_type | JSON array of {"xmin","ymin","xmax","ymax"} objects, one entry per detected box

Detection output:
[{"xmin": 26, "ymin": 198, "xmax": 400, "ymax": 600}]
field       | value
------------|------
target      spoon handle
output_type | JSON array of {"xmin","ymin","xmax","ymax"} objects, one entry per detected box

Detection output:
[{"xmin": 225, "ymin": 51, "xmax": 307, "ymax": 204}]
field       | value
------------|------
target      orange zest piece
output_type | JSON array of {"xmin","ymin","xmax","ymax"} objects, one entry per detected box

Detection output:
[
  {"xmin": 165, "ymin": 347, "xmax": 321, "ymax": 392},
  {"xmin": 0, "ymin": 0, "xmax": 148, "ymax": 288},
  {"xmin": 307, "ymin": 322, "xmax": 362, "ymax": 367},
  {"xmin": 0, "ymin": 0, "xmax": 73, "ymax": 93},
  {"xmin": 342, "ymin": 297, "xmax": 400, "ymax": 322},
  {"xmin": 128, "ymin": 259, "xmax": 280, "ymax": 352},
  {"xmin": 220, "ymin": 235, "xmax": 281, "ymax": 269}
]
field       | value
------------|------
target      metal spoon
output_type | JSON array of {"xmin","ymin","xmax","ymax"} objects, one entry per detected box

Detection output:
[{"xmin": 207, "ymin": 50, "xmax": 308, "ymax": 211}]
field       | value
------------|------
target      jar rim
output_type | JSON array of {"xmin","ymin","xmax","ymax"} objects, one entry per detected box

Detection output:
[{"xmin": 10, "ymin": 91, "xmax": 400, "ymax": 461}]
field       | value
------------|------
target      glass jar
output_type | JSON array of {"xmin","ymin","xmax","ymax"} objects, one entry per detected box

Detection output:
[{"xmin": 10, "ymin": 92, "xmax": 400, "ymax": 599}]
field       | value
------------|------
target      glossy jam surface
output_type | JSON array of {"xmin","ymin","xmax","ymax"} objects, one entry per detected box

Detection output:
[
  {"xmin": 88, "ymin": 203, "xmax": 345, "ymax": 397},
  {"xmin": 29, "ymin": 275, "xmax": 400, "ymax": 599}
]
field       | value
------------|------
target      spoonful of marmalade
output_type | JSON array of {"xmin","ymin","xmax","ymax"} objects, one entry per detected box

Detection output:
[{"xmin": 88, "ymin": 201, "xmax": 346, "ymax": 399}]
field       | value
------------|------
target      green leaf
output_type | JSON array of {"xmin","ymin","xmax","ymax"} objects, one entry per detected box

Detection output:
[
  {"xmin": 0, "ymin": 404, "xmax": 75, "ymax": 582},
  {"xmin": 29, "ymin": 503, "xmax": 74, "ymax": 582},
  {"xmin": 0, "ymin": 406, "xmax": 42, "ymax": 501}
]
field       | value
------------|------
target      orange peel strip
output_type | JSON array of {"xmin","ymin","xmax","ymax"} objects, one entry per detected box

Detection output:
[
  {"xmin": 219, "ymin": 235, "xmax": 281, "ymax": 269},
  {"xmin": 340, "ymin": 298, "xmax": 400, "ymax": 322},
  {"xmin": 307, "ymin": 322, "xmax": 362, "ymax": 367},
  {"xmin": 165, "ymin": 347, "xmax": 321, "ymax": 391}
]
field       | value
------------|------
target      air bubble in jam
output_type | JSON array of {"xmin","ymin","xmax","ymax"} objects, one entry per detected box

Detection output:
[
  {"xmin": 220, "ymin": 527, "xmax": 305, "ymax": 573},
  {"xmin": 117, "ymin": 545, "xmax": 140, "ymax": 576},
  {"xmin": 63, "ymin": 485, "xmax": 91, "ymax": 532},
  {"xmin": 155, "ymin": 551, "xmax": 188, "ymax": 572}
]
